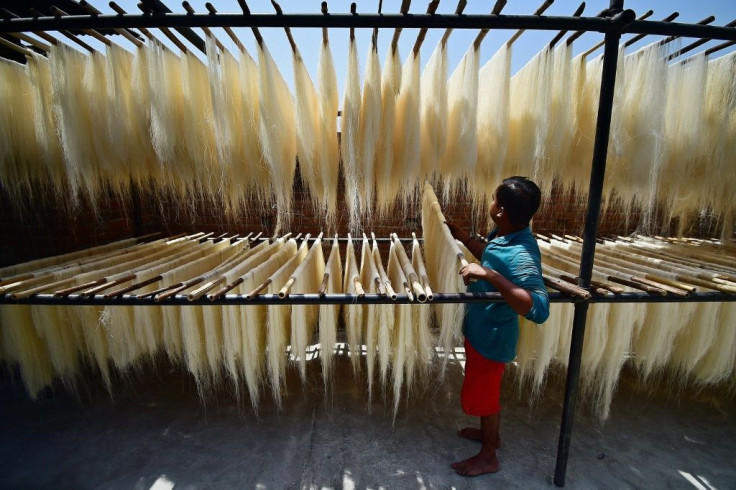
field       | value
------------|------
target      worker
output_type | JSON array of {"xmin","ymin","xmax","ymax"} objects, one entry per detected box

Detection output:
[{"xmin": 446, "ymin": 176, "xmax": 550, "ymax": 476}]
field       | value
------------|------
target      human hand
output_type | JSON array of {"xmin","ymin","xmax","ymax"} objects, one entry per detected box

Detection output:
[{"xmin": 459, "ymin": 263, "xmax": 489, "ymax": 285}]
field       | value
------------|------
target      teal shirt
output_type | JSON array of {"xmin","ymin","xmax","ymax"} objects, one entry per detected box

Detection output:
[{"xmin": 463, "ymin": 227, "xmax": 550, "ymax": 363}]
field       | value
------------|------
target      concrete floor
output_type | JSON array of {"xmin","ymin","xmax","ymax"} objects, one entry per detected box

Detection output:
[{"xmin": 1, "ymin": 354, "xmax": 735, "ymax": 489}]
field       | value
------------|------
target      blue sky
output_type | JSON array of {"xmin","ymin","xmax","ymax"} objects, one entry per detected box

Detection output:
[{"xmin": 56, "ymin": 1, "xmax": 736, "ymax": 94}]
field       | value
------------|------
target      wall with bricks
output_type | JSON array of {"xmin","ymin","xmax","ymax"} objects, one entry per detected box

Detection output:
[{"xmin": 0, "ymin": 174, "xmax": 729, "ymax": 268}]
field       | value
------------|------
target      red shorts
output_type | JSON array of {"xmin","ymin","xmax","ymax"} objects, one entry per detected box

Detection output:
[{"xmin": 461, "ymin": 339, "xmax": 506, "ymax": 417}]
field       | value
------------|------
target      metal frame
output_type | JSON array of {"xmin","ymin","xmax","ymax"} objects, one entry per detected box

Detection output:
[{"xmin": 1, "ymin": 1, "xmax": 735, "ymax": 487}]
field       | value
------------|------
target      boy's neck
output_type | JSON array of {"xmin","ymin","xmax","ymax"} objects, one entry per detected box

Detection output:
[{"xmin": 495, "ymin": 222, "xmax": 528, "ymax": 237}]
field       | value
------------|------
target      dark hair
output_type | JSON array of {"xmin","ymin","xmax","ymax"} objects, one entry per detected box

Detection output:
[{"xmin": 495, "ymin": 176, "xmax": 542, "ymax": 226}]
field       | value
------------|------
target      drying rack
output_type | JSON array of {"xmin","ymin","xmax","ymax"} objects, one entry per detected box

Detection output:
[{"xmin": 1, "ymin": 1, "xmax": 736, "ymax": 486}]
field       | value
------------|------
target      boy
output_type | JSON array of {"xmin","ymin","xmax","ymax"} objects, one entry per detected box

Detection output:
[{"xmin": 446, "ymin": 176, "xmax": 550, "ymax": 476}]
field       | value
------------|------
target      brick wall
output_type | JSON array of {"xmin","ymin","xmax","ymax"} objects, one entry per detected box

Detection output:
[{"xmin": 0, "ymin": 175, "xmax": 729, "ymax": 268}]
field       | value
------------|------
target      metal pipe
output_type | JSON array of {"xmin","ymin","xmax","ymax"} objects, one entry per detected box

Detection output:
[
  {"xmin": 579, "ymin": 8, "xmax": 651, "ymax": 58},
  {"xmin": 5, "ymin": 13, "xmax": 734, "ymax": 40},
  {"xmin": 553, "ymin": 4, "xmax": 635, "ymax": 487},
  {"xmin": 1, "ymin": 291, "xmax": 732, "ymax": 306}
]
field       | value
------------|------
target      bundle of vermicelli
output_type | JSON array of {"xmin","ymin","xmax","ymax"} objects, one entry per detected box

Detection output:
[
  {"xmin": 0, "ymin": 305, "xmax": 53, "ymax": 399},
  {"xmin": 411, "ymin": 236, "xmax": 434, "ymax": 381},
  {"xmin": 266, "ymin": 238, "xmax": 308, "ymax": 408},
  {"xmin": 182, "ymin": 52, "xmax": 219, "ymax": 204},
  {"xmin": 701, "ymin": 52, "xmax": 736, "ymax": 240},
  {"xmin": 215, "ymin": 239, "xmax": 287, "ymax": 404},
  {"xmin": 359, "ymin": 235, "xmax": 380, "ymax": 400},
  {"xmin": 342, "ymin": 234, "xmax": 363, "ymax": 373},
  {"xmin": 474, "ymin": 45, "xmax": 510, "ymax": 223},
  {"xmin": 386, "ymin": 238, "xmax": 414, "ymax": 417},
  {"xmin": 289, "ymin": 235, "xmax": 325, "ymax": 381},
  {"xmin": 440, "ymin": 46, "xmax": 478, "ymax": 199},
  {"xmin": 318, "ymin": 38, "xmax": 340, "ymax": 224},
  {"xmin": 542, "ymin": 43, "xmax": 574, "ymax": 201},
  {"xmin": 419, "ymin": 42, "xmax": 447, "ymax": 185},
  {"xmin": 146, "ymin": 42, "xmax": 188, "ymax": 198},
  {"xmin": 421, "ymin": 183, "xmax": 470, "ymax": 376},
  {"xmin": 239, "ymin": 240, "xmax": 297, "ymax": 409},
  {"xmin": 392, "ymin": 51, "xmax": 421, "ymax": 211},
  {"xmin": 359, "ymin": 44, "xmax": 382, "ymax": 224},
  {"xmin": 292, "ymin": 44, "xmax": 324, "ymax": 219},
  {"xmin": 319, "ymin": 237, "xmax": 342, "ymax": 387},
  {"xmin": 507, "ymin": 47, "xmax": 551, "ymax": 182},
  {"xmin": 258, "ymin": 44, "xmax": 296, "ymax": 233},
  {"xmin": 49, "ymin": 44, "xmax": 101, "ymax": 207},
  {"xmin": 239, "ymin": 45, "xmax": 270, "ymax": 211},
  {"xmin": 375, "ymin": 46, "xmax": 402, "ymax": 217},
  {"xmin": 26, "ymin": 53, "xmax": 65, "ymax": 197},
  {"xmin": 662, "ymin": 53, "xmax": 709, "ymax": 235},
  {"xmin": 341, "ymin": 38, "xmax": 362, "ymax": 230},
  {"xmin": 206, "ymin": 37, "xmax": 245, "ymax": 216},
  {"xmin": 566, "ymin": 53, "xmax": 599, "ymax": 196},
  {"xmin": 105, "ymin": 44, "xmax": 149, "ymax": 192},
  {"xmin": 372, "ymin": 236, "xmax": 395, "ymax": 391},
  {"xmin": 130, "ymin": 44, "xmax": 160, "ymax": 188},
  {"xmin": 610, "ymin": 44, "xmax": 665, "ymax": 229},
  {"xmin": 157, "ymin": 240, "xmax": 235, "ymax": 366}
]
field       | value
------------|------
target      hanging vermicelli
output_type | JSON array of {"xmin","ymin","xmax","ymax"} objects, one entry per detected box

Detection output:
[
  {"xmin": 130, "ymin": 43, "xmax": 159, "ymax": 187},
  {"xmin": 419, "ymin": 42, "xmax": 447, "ymax": 183},
  {"xmin": 292, "ymin": 44, "xmax": 324, "ymax": 218},
  {"xmin": 542, "ymin": 43, "xmax": 574, "ymax": 201},
  {"xmin": 0, "ymin": 305, "xmax": 54, "ymax": 399},
  {"xmin": 387, "ymin": 238, "xmax": 412, "ymax": 417},
  {"xmin": 359, "ymin": 235, "xmax": 380, "ymax": 400},
  {"xmin": 258, "ymin": 43, "xmax": 297, "ymax": 233},
  {"xmin": 343, "ymin": 234, "xmax": 363, "ymax": 372},
  {"xmin": 507, "ymin": 47, "xmax": 551, "ymax": 182},
  {"xmin": 392, "ymin": 51, "xmax": 421, "ymax": 210},
  {"xmin": 693, "ymin": 302, "xmax": 736, "ymax": 384},
  {"xmin": 182, "ymin": 52, "xmax": 218, "ymax": 203},
  {"xmin": 319, "ymin": 237, "xmax": 342, "ymax": 387},
  {"xmin": 158, "ymin": 240, "xmax": 233, "ymax": 365},
  {"xmin": 231, "ymin": 239, "xmax": 296, "ymax": 410},
  {"xmin": 359, "ymin": 43, "xmax": 382, "ymax": 224},
  {"xmin": 147, "ymin": 42, "xmax": 191, "ymax": 198},
  {"xmin": 474, "ymin": 45, "xmax": 511, "ymax": 224},
  {"xmin": 26, "ymin": 53, "xmax": 65, "ymax": 197},
  {"xmin": 411, "ymin": 237, "xmax": 434, "ymax": 381},
  {"xmin": 421, "ymin": 183, "xmax": 470, "ymax": 376},
  {"xmin": 49, "ymin": 44, "xmax": 100, "ymax": 206},
  {"xmin": 375, "ymin": 45, "xmax": 402, "ymax": 216},
  {"xmin": 440, "ymin": 46, "xmax": 479, "ymax": 198},
  {"xmin": 566, "ymin": 53, "xmax": 598, "ymax": 196},
  {"xmin": 289, "ymin": 236, "xmax": 325, "ymax": 381},
  {"xmin": 702, "ymin": 52, "xmax": 736, "ymax": 240},
  {"xmin": 372, "ymin": 237, "xmax": 395, "ymax": 391},
  {"xmin": 613, "ymin": 44, "xmax": 665, "ymax": 230},
  {"xmin": 266, "ymin": 239, "xmax": 308, "ymax": 409},
  {"xmin": 318, "ymin": 37, "xmax": 340, "ymax": 224},
  {"xmin": 218, "ymin": 239, "xmax": 283, "ymax": 398},
  {"xmin": 206, "ymin": 36, "xmax": 243, "ymax": 216},
  {"xmin": 341, "ymin": 37, "xmax": 362, "ymax": 230},
  {"xmin": 238, "ymin": 43, "xmax": 269, "ymax": 211}
]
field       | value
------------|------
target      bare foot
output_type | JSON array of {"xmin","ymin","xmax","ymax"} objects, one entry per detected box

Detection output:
[
  {"xmin": 457, "ymin": 427, "xmax": 502, "ymax": 448},
  {"xmin": 451, "ymin": 453, "xmax": 500, "ymax": 476}
]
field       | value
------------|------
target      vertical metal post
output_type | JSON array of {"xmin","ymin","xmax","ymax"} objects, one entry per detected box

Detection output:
[{"xmin": 553, "ymin": 1, "xmax": 631, "ymax": 486}]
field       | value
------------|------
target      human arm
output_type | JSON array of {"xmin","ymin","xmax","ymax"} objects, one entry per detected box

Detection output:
[
  {"xmin": 445, "ymin": 221, "xmax": 486, "ymax": 261},
  {"xmin": 459, "ymin": 263, "xmax": 534, "ymax": 316}
]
